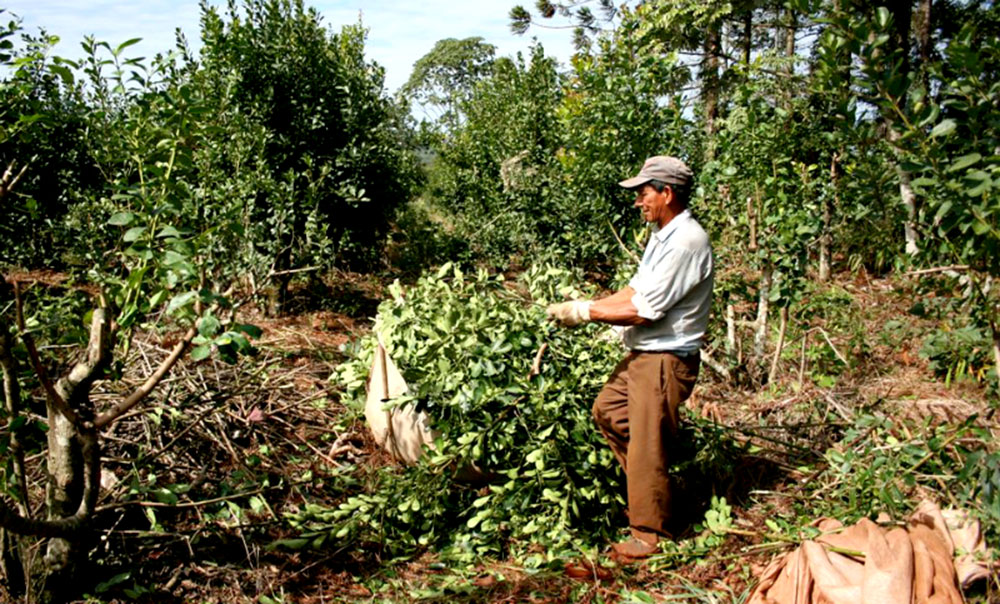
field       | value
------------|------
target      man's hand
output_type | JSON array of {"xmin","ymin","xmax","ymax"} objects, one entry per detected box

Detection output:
[{"xmin": 546, "ymin": 300, "xmax": 593, "ymax": 327}]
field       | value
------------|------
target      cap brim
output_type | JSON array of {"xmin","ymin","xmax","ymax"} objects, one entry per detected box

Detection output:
[{"xmin": 618, "ymin": 175, "xmax": 651, "ymax": 189}]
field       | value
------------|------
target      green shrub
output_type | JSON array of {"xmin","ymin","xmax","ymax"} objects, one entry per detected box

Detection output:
[
  {"xmin": 288, "ymin": 264, "xmax": 627, "ymax": 561},
  {"xmin": 920, "ymin": 325, "xmax": 994, "ymax": 384}
]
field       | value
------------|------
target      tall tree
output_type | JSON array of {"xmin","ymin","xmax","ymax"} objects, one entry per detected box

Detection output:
[{"xmin": 402, "ymin": 37, "xmax": 496, "ymax": 130}]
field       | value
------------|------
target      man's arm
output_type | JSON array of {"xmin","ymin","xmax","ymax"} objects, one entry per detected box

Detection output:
[{"xmin": 589, "ymin": 287, "xmax": 652, "ymax": 326}]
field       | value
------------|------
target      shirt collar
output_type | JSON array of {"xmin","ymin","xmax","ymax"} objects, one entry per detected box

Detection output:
[{"xmin": 651, "ymin": 209, "xmax": 691, "ymax": 243}]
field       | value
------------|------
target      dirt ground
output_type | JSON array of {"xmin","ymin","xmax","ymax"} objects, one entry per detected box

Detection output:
[{"xmin": 1, "ymin": 270, "xmax": 994, "ymax": 604}]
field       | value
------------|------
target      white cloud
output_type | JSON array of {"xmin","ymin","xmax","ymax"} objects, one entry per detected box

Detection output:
[{"xmin": 2, "ymin": 0, "xmax": 575, "ymax": 92}]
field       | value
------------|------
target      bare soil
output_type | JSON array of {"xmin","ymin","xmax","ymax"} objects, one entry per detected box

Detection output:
[{"xmin": 2, "ymin": 270, "xmax": 993, "ymax": 603}]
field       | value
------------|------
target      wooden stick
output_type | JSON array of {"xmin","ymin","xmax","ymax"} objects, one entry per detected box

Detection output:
[
  {"xmin": 605, "ymin": 218, "xmax": 640, "ymax": 263},
  {"xmin": 726, "ymin": 304, "xmax": 736, "ymax": 355},
  {"xmin": 797, "ymin": 330, "xmax": 808, "ymax": 388},
  {"xmin": 905, "ymin": 265, "xmax": 970, "ymax": 276},
  {"xmin": 95, "ymin": 487, "xmax": 276, "ymax": 511},
  {"xmin": 95, "ymin": 324, "xmax": 197, "ymax": 429},
  {"xmin": 700, "ymin": 348, "xmax": 731, "ymax": 380},
  {"xmin": 817, "ymin": 327, "xmax": 849, "ymax": 366},
  {"xmin": 528, "ymin": 342, "xmax": 548, "ymax": 378}
]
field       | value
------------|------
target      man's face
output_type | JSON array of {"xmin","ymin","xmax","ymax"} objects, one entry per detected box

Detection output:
[{"xmin": 633, "ymin": 183, "xmax": 669, "ymax": 226}]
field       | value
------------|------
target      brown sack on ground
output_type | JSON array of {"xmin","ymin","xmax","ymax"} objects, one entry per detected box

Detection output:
[{"xmin": 748, "ymin": 500, "xmax": 995, "ymax": 604}]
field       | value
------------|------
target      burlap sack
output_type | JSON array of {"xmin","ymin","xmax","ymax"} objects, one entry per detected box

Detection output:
[{"xmin": 749, "ymin": 500, "xmax": 994, "ymax": 604}]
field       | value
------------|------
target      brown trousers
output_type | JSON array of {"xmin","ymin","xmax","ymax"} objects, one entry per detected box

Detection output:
[{"xmin": 592, "ymin": 351, "xmax": 699, "ymax": 539}]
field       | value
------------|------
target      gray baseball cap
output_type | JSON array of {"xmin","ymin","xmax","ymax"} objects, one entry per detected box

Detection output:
[{"xmin": 618, "ymin": 155, "xmax": 693, "ymax": 190}]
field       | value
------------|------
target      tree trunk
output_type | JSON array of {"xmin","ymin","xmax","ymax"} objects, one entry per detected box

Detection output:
[
  {"xmin": 820, "ymin": 153, "xmax": 837, "ymax": 281},
  {"xmin": 768, "ymin": 306, "xmax": 790, "ymax": 384},
  {"xmin": 743, "ymin": 10, "xmax": 752, "ymax": 66},
  {"xmin": 785, "ymin": 6, "xmax": 797, "ymax": 68},
  {"xmin": 754, "ymin": 265, "xmax": 773, "ymax": 363},
  {"xmin": 40, "ymin": 309, "xmax": 110, "ymax": 603},
  {"xmin": 726, "ymin": 303, "xmax": 737, "ymax": 356},
  {"xmin": 702, "ymin": 23, "xmax": 721, "ymax": 161},
  {"xmin": 880, "ymin": 0, "xmax": 917, "ymax": 256},
  {"xmin": 41, "ymin": 407, "xmax": 84, "ymax": 603},
  {"xmin": 991, "ymin": 318, "xmax": 1000, "ymax": 392},
  {"xmin": 0, "ymin": 388, "xmax": 27, "ymax": 598},
  {"xmin": 915, "ymin": 0, "xmax": 932, "ymax": 65},
  {"xmin": 0, "ymin": 280, "xmax": 28, "ymax": 598},
  {"xmin": 888, "ymin": 129, "xmax": 921, "ymax": 256},
  {"xmin": 0, "ymin": 529, "xmax": 26, "ymax": 598},
  {"xmin": 915, "ymin": 0, "xmax": 932, "ymax": 91}
]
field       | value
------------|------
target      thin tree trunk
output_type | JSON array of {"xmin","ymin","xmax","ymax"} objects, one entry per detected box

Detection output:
[
  {"xmin": 1, "ymin": 328, "xmax": 28, "ymax": 517},
  {"xmin": 743, "ymin": 10, "xmax": 752, "ymax": 66},
  {"xmin": 755, "ymin": 265, "xmax": 773, "ymax": 362},
  {"xmin": 798, "ymin": 331, "xmax": 809, "ymax": 389},
  {"xmin": 768, "ymin": 306, "xmax": 790, "ymax": 384},
  {"xmin": 774, "ymin": 6, "xmax": 783, "ymax": 53},
  {"xmin": 882, "ymin": 0, "xmax": 918, "ymax": 256},
  {"xmin": 0, "ymin": 278, "xmax": 28, "ymax": 597},
  {"xmin": 915, "ymin": 0, "xmax": 932, "ymax": 91},
  {"xmin": 0, "ymin": 529, "xmax": 26, "ymax": 597},
  {"xmin": 785, "ymin": 6, "xmax": 797, "ymax": 67},
  {"xmin": 748, "ymin": 192, "xmax": 758, "ymax": 251},
  {"xmin": 820, "ymin": 153, "xmax": 837, "ymax": 281},
  {"xmin": 0, "ymin": 325, "xmax": 28, "ymax": 598},
  {"xmin": 40, "ymin": 309, "xmax": 110, "ymax": 603},
  {"xmin": 991, "ymin": 318, "xmax": 1000, "ymax": 391},
  {"xmin": 726, "ymin": 304, "xmax": 737, "ymax": 355},
  {"xmin": 889, "ymin": 130, "xmax": 921, "ymax": 256},
  {"xmin": 703, "ymin": 23, "xmax": 721, "ymax": 161},
  {"xmin": 915, "ymin": 0, "xmax": 932, "ymax": 66}
]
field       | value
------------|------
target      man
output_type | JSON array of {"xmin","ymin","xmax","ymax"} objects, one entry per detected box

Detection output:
[{"xmin": 546, "ymin": 155, "xmax": 714, "ymax": 559}]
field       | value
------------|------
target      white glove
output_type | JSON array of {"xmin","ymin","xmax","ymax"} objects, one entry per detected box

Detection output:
[{"xmin": 546, "ymin": 300, "xmax": 593, "ymax": 327}]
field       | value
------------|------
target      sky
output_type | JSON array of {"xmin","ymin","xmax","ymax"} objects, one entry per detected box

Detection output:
[{"xmin": 1, "ymin": 0, "xmax": 577, "ymax": 93}]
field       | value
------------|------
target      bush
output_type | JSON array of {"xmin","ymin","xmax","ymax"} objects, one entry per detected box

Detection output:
[
  {"xmin": 920, "ymin": 325, "xmax": 994, "ymax": 384},
  {"xmin": 289, "ymin": 265, "xmax": 627, "ymax": 560},
  {"xmin": 197, "ymin": 0, "xmax": 421, "ymax": 300},
  {"xmin": 0, "ymin": 25, "xmax": 102, "ymax": 269},
  {"xmin": 422, "ymin": 45, "xmax": 564, "ymax": 269}
]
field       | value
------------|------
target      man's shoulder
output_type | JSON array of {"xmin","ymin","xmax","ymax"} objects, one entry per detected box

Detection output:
[{"xmin": 673, "ymin": 214, "xmax": 711, "ymax": 251}]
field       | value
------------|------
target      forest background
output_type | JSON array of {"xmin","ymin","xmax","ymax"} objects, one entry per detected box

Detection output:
[{"xmin": 0, "ymin": 0, "xmax": 998, "ymax": 602}]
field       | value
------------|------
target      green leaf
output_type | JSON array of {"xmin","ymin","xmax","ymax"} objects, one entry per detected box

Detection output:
[
  {"xmin": 163, "ymin": 251, "xmax": 192, "ymax": 271},
  {"xmin": 271, "ymin": 538, "xmax": 310, "ymax": 550},
  {"xmin": 933, "ymin": 201, "xmax": 952, "ymax": 223},
  {"xmin": 115, "ymin": 37, "xmax": 143, "ymax": 54},
  {"xmin": 153, "ymin": 488, "xmax": 178, "ymax": 505},
  {"xmin": 49, "ymin": 64, "xmax": 75, "ymax": 86},
  {"xmin": 123, "ymin": 226, "xmax": 146, "ymax": 242},
  {"xmin": 94, "ymin": 572, "xmax": 131, "ymax": 594},
  {"xmin": 165, "ymin": 290, "xmax": 197, "ymax": 314},
  {"xmin": 235, "ymin": 324, "xmax": 263, "ymax": 339},
  {"xmin": 148, "ymin": 289, "xmax": 169, "ymax": 309},
  {"xmin": 965, "ymin": 178, "xmax": 991, "ymax": 197},
  {"xmin": 157, "ymin": 225, "xmax": 182, "ymax": 238},
  {"xmin": 108, "ymin": 212, "xmax": 135, "ymax": 226},
  {"xmin": 875, "ymin": 7, "xmax": 890, "ymax": 29},
  {"xmin": 190, "ymin": 345, "xmax": 212, "ymax": 361},
  {"xmin": 929, "ymin": 119, "xmax": 956, "ymax": 138},
  {"xmin": 198, "ymin": 315, "xmax": 222, "ymax": 337},
  {"xmin": 948, "ymin": 153, "xmax": 981, "ymax": 173}
]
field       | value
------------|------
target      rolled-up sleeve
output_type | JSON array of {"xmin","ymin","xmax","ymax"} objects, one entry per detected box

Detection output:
[{"xmin": 629, "ymin": 247, "xmax": 707, "ymax": 321}]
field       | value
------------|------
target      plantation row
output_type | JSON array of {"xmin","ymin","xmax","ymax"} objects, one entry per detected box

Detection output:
[{"xmin": 1, "ymin": 0, "xmax": 998, "ymax": 601}]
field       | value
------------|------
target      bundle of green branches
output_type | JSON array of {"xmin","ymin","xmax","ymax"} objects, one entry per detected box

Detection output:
[{"xmin": 285, "ymin": 264, "xmax": 626, "ymax": 562}]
